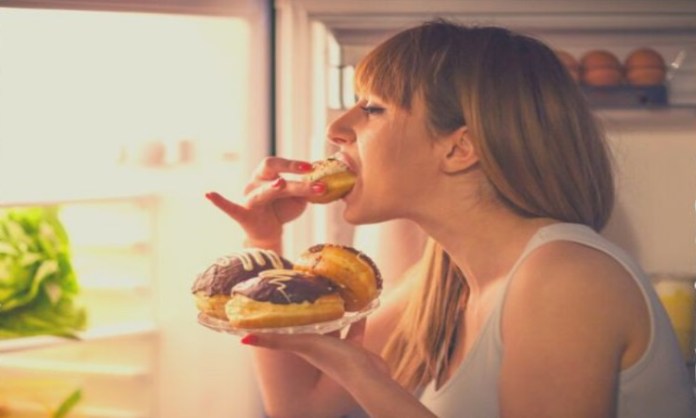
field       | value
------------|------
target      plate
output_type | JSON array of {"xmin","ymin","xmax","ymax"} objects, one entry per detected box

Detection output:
[{"xmin": 197, "ymin": 299, "xmax": 380, "ymax": 336}]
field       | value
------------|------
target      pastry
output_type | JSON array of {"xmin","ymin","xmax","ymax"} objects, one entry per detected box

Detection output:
[
  {"xmin": 294, "ymin": 244, "xmax": 382, "ymax": 311},
  {"xmin": 226, "ymin": 269, "xmax": 345, "ymax": 328},
  {"xmin": 192, "ymin": 248, "xmax": 292, "ymax": 319},
  {"xmin": 304, "ymin": 157, "xmax": 356, "ymax": 204}
]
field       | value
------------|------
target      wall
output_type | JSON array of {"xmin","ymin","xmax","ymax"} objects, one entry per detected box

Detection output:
[{"xmin": 602, "ymin": 112, "xmax": 696, "ymax": 276}]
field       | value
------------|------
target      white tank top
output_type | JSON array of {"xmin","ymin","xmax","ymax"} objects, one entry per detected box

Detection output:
[{"xmin": 419, "ymin": 223, "xmax": 696, "ymax": 418}]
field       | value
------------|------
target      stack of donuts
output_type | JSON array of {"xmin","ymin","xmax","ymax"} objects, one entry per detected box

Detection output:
[{"xmin": 191, "ymin": 244, "xmax": 383, "ymax": 328}]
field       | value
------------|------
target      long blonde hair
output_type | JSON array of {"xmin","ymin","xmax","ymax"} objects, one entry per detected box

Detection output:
[{"xmin": 355, "ymin": 20, "xmax": 615, "ymax": 391}]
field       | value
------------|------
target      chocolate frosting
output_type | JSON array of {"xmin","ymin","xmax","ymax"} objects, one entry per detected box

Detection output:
[
  {"xmin": 232, "ymin": 269, "xmax": 338, "ymax": 304},
  {"xmin": 306, "ymin": 244, "xmax": 383, "ymax": 290},
  {"xmin": 191, "ymin": 249, "xmax": 292, "ymax": 296}
]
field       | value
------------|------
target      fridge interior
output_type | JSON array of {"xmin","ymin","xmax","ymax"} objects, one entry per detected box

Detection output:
[{"xmin": 0, "ymin": 4, "xmax": 268, "ymax": 417}]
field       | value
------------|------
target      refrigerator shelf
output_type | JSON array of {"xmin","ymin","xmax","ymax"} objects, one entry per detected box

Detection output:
[
  {"xmin": 1, "ymin": 400, "xmax": 149, "ymax": 418},
  {"xmin": 0, "ymin": 321, "xmax": 157, "ymax": 354},
  {"xmin": 0, "ymin": 356, "xmax": 150, "ymax": 377}
]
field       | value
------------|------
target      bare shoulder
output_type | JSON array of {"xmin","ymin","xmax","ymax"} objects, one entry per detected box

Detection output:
[
  {"xmin": 502, "ymin": 240, "xmax": 649, "ymax": 355},
  {"xmin": 512, "ymin": 240, "xmax": 643, "ymax": 304}
]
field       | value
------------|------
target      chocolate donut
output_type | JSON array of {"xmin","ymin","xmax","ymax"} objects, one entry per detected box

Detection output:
[
  {"xmin": 192, "ymin": 248, "xmax": 292, "ymax": 319},
  {"xmin": 226, "ymin": 269, "xmax": 345, "ymax": 328},
  {"xmin": 294, "ymin": 244, "xmax": 382, "ymax": 311}
]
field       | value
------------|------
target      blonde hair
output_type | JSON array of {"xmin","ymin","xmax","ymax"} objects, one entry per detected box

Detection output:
[{"xmin": 356, "ymin": 20, "xmax": 615, "ymax": 391}]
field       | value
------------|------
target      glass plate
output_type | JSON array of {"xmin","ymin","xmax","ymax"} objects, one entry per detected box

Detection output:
[{"xmin": 197, "ymin": 298, "xmax": 380, "ymax": 336}]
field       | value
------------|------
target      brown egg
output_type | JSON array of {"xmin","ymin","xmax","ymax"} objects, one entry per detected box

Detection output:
[
  {"xmin": 624, "ymin": 48, "xmax": 666, "ymax": 85},
  {"xmin": 580, "ymin": 50, "xmax": 623, "ymax": 86},
  {"xmin": 583, "ymin": 68, "xmax": 624, "ymax": 86},
  {"xmin": 555, "ymin": 50, "xmax": 580, "ymax": 82},
  {"xmin": 625, "ymin": 47, "xmax": 666, "ymax": 69}
]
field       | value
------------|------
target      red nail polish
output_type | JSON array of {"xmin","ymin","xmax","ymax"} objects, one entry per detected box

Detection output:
[
  {"xmin": 311, "ymin": 182, "xmax": 326, "ymax": 194},
  {"xmin": 297, "ymin": 162, "xmax": 313, "ymax": 172},
  {"xmin": 241, "ymin": 335, "xmax": 258, "ymax": 345}
]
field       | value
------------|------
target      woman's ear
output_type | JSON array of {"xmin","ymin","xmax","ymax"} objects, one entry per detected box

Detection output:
[{"xmin": 440, "ymin": 127, "xmax": 479, "ymax": 174}]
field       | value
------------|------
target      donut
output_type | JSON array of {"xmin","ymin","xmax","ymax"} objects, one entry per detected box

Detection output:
[
  {"xmin": 192, "ymin": 248, "xmax": 292, "ymax": 319},
  {"xmin": 226, "ymin": 269, "xmax": 345, "ymax": 328},
  {"xmin": 293, "ymin": 244, "xmax": 382, "ymax": 311},
  {"xmin": 304, "ymin": 157, "xmax": 356, "ymax": 204}
]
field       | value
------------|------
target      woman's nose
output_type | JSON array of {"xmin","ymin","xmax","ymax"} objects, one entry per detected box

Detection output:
[{"xmin": 326, "ymin": 110, "xmax": 357, "ymax": 146}]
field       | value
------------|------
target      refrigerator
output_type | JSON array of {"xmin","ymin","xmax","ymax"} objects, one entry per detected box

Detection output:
[
  {"xmin": 0, "ymin": 2, "xmax": 269, "ymax": 417},
  {"xmin": 0, "ymin": 0, "xmax": 695, "ymax": 417}
]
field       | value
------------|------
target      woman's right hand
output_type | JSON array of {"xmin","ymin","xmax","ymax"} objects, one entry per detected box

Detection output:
[{"xmin": 205, "ymin": 157, "xmax": 324, "ymax": 248}]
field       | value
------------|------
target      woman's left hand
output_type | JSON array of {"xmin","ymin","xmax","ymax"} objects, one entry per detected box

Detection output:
[
  {"xmin": 241, "ymin": 318, "xmax": 390, "ymax": 387},
  {"xmin": 241, "ymin": 318, "xmax": 437, "ymax": 418}
]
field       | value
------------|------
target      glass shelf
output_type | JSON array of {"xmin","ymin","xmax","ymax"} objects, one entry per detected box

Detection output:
[{"xmin": 0, "ymin": 321, "xmax": 157, "ymax": 354}]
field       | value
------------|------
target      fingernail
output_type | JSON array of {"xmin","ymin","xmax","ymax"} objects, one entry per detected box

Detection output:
[
  {"xmin": 272, "ymin": 178, "xmax": 286, "ymax": 189},
  {"xmin": 241, "ymin": 335, "xmax": 258, "ymax": 345},
  {"xmin": 296, "ymin": 162, "xmax": 313, "ymax": 172},
  {"xmin": 311, "ymin": 182, "xmax": 326, "ymax": 194}
]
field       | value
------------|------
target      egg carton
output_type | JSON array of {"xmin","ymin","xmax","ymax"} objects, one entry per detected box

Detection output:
[{"xmin": 580, "ymin": 84, "xmax": 668, "ymax": 109}]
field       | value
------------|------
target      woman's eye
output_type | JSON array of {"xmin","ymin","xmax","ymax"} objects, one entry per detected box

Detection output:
[{"xmin": 359, "ymin": 105, "xmax": 384, "ymax": 115}]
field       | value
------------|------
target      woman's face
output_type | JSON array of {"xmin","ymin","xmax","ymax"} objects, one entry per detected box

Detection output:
[{"xmin": 326, "ymin": 93, "xmax": 442, "ymax": 224}]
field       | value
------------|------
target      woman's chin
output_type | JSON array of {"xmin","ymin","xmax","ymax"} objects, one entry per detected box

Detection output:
[{"xmin": 342, "ymin": 204, "xmax": 391, "ymax": 226}]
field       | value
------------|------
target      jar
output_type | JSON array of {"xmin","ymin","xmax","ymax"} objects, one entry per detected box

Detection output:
[{"xmin": 652, "ymin": 273, "xmax": 696, "ymax": 362}]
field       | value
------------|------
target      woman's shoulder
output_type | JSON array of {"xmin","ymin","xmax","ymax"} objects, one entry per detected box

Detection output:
[
  {"xmin": 510, "ymin": 239, "xmax": 643, "ymax": 308},
  {"xmin": 502, "ymin": 239, "xmax": 648, "ymax": 348}
]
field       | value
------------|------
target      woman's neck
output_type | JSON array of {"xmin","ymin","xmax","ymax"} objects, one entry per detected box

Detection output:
[{"xmin": 416, "ymin": 201, "xmax": 555, "ymax": 298}]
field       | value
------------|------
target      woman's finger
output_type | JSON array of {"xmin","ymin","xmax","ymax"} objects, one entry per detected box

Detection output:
[
  {"xmin": 244, "ymin": 177, "xmax": 326, "ymax": 207},
  {"xmin": 345, "ymin": 318, "xmax": 367, "ymax": 346},
  {"xmin": 240, "ymin": 333, "xmax": 319, "ymax": 352},
  {"xmin": 205, "ymin": 192, "xmax": 249, "ymax": 223},
  {"xmin": 252, "ymin": 157, "xmax": 314, "ymax": 181}
]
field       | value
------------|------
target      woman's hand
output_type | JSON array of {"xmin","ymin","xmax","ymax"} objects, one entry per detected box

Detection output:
[
  {"xmin": 206, "ymin": 157, "xmax": 324, "ymax": 247},
  {"xmin": 241, "ymin": 319, "xmax": 437, "ymax": 418},
  {"xmin": 241, "ymin": 319, "xmax": 389, "ymax": 386}
]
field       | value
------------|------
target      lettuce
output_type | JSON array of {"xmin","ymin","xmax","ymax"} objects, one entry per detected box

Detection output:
[{"xmin": 0, "ymin": 207, "xmax": 86, "ymax": 339}]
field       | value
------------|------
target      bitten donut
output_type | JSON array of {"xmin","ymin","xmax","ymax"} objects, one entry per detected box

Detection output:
[
  {"xmin": 304, "ymin": 157, "xmax": 356, "ymax": 204},
  {"xmin": 226, "ymin": 269, "xmax": 345, "ymax": 328},
  {"xmin": 192, "ymin": 248, "xmax": 292, "ymax": 319},
  {"xmin": 293, "ymin": 244, "xmax": 382, "ymax": 311}
]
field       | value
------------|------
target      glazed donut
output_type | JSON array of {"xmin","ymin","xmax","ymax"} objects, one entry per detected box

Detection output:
[
  {"xmin": 294, "ymin": 244, "xmax": 382, "ymax": 311},
  {"xmin": 192, "ymin": 248, "xmax": 292, "ymax": 319},
  {"xmin": 226, "ymin": 269, "xmax": 345, "ymax": 328},
  {"xmin": 304, "ymin": 157, "xmax": 356, "ymax": 204}
]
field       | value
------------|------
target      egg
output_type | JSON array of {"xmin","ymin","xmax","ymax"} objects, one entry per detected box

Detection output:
[
  {"xmin": 583, "ymin": 68, "xmax": 624, "ymax": 86},
  {"xmin": 625, "ymin": 47, "xmax": 666, "ymax": 69},
  {"xmin": 555, "ymin": 50, "xmax": 580, "ymax": 82},
  {"xmin": 624, "ymin": 47, "xmax": 666, "ymax": 86},
  {"xmin": 580, "ymin": 50, "xmax": 623, "ymax": 86}
]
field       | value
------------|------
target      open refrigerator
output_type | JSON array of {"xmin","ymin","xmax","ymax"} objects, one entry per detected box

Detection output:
[
  {"xmin": 0, "ymin": 2, "xmax": 269, "ymax": 417},
  {"xmin": 1, "ymin": 1, "xmax": 695, "ymax": 417}
]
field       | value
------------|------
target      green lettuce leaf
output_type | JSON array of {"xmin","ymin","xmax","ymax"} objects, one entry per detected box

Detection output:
[{"xmin": 0, "ymin": 206, "xmax": 86, "ymax": 339}]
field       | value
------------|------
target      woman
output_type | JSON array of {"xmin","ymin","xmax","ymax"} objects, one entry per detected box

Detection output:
[{"xmin": 206, "ymin": 20, "xmax": 696, "ymax": 418}]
